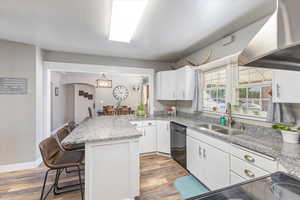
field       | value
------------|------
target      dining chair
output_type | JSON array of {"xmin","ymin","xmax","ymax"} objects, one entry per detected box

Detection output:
[
  {"xmin": 88, "ymin": 107, "xmax": 93, "ymax": 118},
  {"xmin": 119, "ymin": 106, "xmax": 130, "ymax": 115},
  {"xmin": 39, "ymin": 136, "xmax": 84, "ymax": 200},
  {"xmin": 104, "ymin": 105, "xmax": 115, "ymax": 115}
]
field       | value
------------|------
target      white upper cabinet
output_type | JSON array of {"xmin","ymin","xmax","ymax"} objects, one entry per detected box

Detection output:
[
  {"xmin": 159, "ymin": 70, "xmax": 177, "ymax": 100},
  {"xmin": 176, "ymin": 66, "xmax": 196, "ymax": 100},
  {"xmin": 156, "ymin": 72, "xmax": 162, "ymax": 100},
  {"xmin": 156, "ymin": 66, "xmax": 196, "ymax": 101},
  {"xmin": 273, "ymin": 70, "xmax": 300, "ymax": 103}
]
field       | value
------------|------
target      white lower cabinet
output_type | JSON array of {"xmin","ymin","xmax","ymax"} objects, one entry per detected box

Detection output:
[
  {"xmin": 142, "ymin": 125, "xmax": 157, "ymax": 153},
  {"xmin": 187, "ymin": 136, "xmax": 206, "ymax": 182},
  {"xmin": 157, "ymin": 121, "xmax": 170, "ymax": 154},
  {"xmin": 203, "ymin": 142, "xmax": 230, "ymax": 190},
  {"xmin": 136, "ymin": 123, "xmax": 157, "ymax": 154},
  {"xmin": 132, "ymin": 120, "xmax": 170, "ymax": 154},
  {"xmin": 187, "ymin": 129, "xmax": 230, "ymax": 190},
  {"xmin": 230, "ymin": 171, "xmax": 246, "ymax": 185}
]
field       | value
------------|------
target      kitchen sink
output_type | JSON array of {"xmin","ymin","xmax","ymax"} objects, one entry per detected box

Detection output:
[{"xmin": 196, "ymin": 123, "xmax": 243, "ymax": 135}]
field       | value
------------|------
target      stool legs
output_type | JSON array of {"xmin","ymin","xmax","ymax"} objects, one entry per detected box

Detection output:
[
  {"xmin": 40, "ymin": 168, "xmax": 84, "ymax": 200},
  {"xmin": 77, "ymin": 166, "xmax": 84, "ymax": 200}
]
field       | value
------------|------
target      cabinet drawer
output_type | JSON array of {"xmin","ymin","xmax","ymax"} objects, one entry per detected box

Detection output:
[
  {"xmin": 231, "ymin": 156, "xmax": 270, "ymax": 180},
  {"xmin": 230, "ymin": 171, "xmax": 246, "ymax": 185},
  {"xmin": 230, "ymin": 145, "xmax": 277, "ymax": 173}
]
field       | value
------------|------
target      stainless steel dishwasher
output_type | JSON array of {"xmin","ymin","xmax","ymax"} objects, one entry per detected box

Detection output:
[{"xmin": 170, "ymin": 121, "xmax": 187, "ymax": 169}]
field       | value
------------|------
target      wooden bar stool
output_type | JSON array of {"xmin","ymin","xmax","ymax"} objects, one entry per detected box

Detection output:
[{"xmin": 39, "ymin": 136, "xmax": 85, "ymax": 200}]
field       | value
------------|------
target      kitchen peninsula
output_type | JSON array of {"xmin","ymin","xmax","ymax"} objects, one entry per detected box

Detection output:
[{"xmin": 63, "ymin": 116, "xmax": 142, "ymax": 200}]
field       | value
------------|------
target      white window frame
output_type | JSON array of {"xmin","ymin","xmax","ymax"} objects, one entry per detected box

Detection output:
[
  {"xmin": 201, "ymin": 62, "xmax": 272, "ymax": 121},
  {"xmin": 202, "ymin": 65, "xmax": 231, "ymax": 114}
]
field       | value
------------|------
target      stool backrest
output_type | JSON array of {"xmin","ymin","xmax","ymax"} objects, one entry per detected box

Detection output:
[
  {"xmin": 56, "ymin": 126, "xmax": 70, "ymax": 143},
  {"xmin": 68, "ymin": 121, "xmax": 76, "ymax": 131},
  {"xmin": 39, "ymin": 136, "xmax": 61, "ymax": 169}
]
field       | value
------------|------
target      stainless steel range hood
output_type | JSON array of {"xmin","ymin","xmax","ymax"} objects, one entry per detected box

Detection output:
[{"xmin": 238, "ymin": 0, "xmax": 300, "ymax": 71}]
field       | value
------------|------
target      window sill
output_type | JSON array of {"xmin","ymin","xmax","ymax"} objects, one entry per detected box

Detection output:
[{"xmin": 202, "ymin": 110, "xmax": 269, "ymax": 122}]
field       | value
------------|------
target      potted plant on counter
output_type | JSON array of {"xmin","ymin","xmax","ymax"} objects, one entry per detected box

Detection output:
[
  {"xmin": 272, "ymin": 124, "xmax": 300, "ymax": 144},
  {"xmin": 136, "ymin": 102, "xmax": 146, "ymax": 116}
]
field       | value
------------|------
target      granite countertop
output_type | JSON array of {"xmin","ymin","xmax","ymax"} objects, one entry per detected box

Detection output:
[
  {"xmin": 131, "ymin": 115, "xmax": 300, "ymax": 177},
  {"xmin": 63, "ymin": 114, "xmax": 300, "ymax": 177},
  {"xmin": 62, "ymin": 116, "xmax": 142, "ymax": 144},
  {"xmin": 190, "ymin": 172, "xmax": 300, "ymax": 200}
]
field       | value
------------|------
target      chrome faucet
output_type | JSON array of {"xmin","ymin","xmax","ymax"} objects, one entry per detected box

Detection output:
[{"xmin": 226, "ymin": 103, "xmax": 233, "ymax": 128}]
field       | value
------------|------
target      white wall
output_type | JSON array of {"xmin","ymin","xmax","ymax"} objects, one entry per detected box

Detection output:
[
  {"xmin": 62, "ymin": 73, "xmax": 144, "ymax": 112},
  {"xmin": 0, "ymin": 40, "xmax": 37, "ymax": 165},
  {"xmin": 65, "ymin": 84, "xmax": 75, "ymax": 123},
  {"xmin": 175, "ymin": 17, "xmax": 270, "ymax": 113},
  {"xmin": 35, "ymin": 47, "xmax": 44, "ymax": 158},
  {"xmin": 74, "ymin": 84, "xmax": 95, "ymax": 123},
  {"xmin": 44, "ymin": 50, "xmax": 173, "ymax": 71},
  {"xmin": 175, "ymin": 16, "xmax": 270, "ymax": 68},
  {"xmin": 51, "ymin": 71, "xmax": 68, "ymax": 131}
]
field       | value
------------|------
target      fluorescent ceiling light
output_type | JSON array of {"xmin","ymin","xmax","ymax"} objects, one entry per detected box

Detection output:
[{"xmin": 109, "ymin": 0, "xmax": 148, "ymax": 43}]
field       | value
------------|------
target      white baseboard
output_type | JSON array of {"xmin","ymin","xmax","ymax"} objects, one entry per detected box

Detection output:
[{"xmin": 0, "ymin": 157, "xmax": 42, "ymax": 173}]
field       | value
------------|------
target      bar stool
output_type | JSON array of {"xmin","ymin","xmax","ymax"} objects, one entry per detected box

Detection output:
[
  {"xmin": 56, "ymin": 126, "xmax": 84, "ymax": 151},
  {"xmin": 39, "ymin": 136, "xmax": 85, "ymax": 200}
]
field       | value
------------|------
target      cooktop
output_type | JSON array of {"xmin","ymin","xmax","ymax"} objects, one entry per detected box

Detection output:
[{"xmin": 188, "ymin": 172, "xmax": 300, "ymax": 200}]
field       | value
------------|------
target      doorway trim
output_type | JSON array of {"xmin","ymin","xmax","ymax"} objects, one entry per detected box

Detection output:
[{"xmin": 43, "ymin": 61, "xmax": 155, "ymax": 138}]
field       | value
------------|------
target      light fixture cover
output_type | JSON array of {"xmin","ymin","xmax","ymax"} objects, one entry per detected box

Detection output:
[
  {"xmin": 109, "ymin": 0, "xmax": 148, "ymax": 43},
  {"xmin": 97, "ymin": 79, "xmax": 112, "ymax": 88}
]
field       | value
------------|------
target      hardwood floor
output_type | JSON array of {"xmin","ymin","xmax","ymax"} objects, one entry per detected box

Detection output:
[{"xmin": 0, "ymin": 155, "xmax": 188, "ymax": 200}]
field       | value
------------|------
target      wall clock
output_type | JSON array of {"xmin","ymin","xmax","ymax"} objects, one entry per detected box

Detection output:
[{"xmin": 113, "ymin": 85, "xmax": 129, "ymax": 100}]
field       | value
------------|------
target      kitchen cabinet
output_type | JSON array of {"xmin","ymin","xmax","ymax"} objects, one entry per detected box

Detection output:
[
  {"xmin": 203, "ymin": 142, "xmax": 230, "ymax": 190},
  {"xmin": 156, "ymin": 72, "xmax": 162, "ymax": 100},
  {"xmin": 273, "ymin": 70, "xmax": 300, "ymax": 103},
  {"xmin": 187, "ymin": 135, "xmax": 206, "ymax": 182},
  {"xmin": 157, "ymin": 121, "xmax": 170, "ymax": 154},
  {"xmin": 230, "ymin": 171, "xmax": 246, "ymax": 185},
  {"xmin": 230, "ymin": 156, "xmax": 269, "ymax": 181},
  {"xmin": 132, "ymin": 121, "xmax": 157, "ymax": 154},
  {"xmin": 160, "ymin": 71, "xmax": 177, "ymax": 100},
  {"xmin": 175, "ymin": 66, "xmax": 196, "ymax": 100},
  {"xmin": 187, "ymin": 129, "xmax": 230, "ymax": 190},
  {"xmin": 156, "ymin": 66, "xmax": 196, "ymax": 101},
  {"xmin": 142, "ymin": 125, "xmax": 157, "ymax": 153}
]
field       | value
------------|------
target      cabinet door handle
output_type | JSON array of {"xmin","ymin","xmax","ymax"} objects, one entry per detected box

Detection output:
[
  {"xmin": 148, "ymin": 122, "xmax": 152, "ymax": 126},
  {"xmin": 198, "ymin": 146, "xmax": 202, "ymax": 157},
  {"xmin": 182, "ymin": 91, "xmax": 185, "ymax": 99},
  {"xmin": 276, "ymin": 84, "xmax": 280, "ymax": 98},
  {"xmin": 143, "ymin": 130, "xmax": 146, "ymax": 136},
  {"xmin": 244, "ymin": 169, "xmax": 255, "ymax": 178},
  {"xmin": 203, "ymin": 148, "xmax": 206, "ymax": 159},
  {"xmin": 244, "ymin": 155, "xmax": 255, "ymax": 163}
]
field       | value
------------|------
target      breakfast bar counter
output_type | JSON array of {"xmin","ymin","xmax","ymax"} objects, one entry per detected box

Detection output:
[{"xmin": 63, "ymin": 116, "xmax": 142, "ymax": 200}]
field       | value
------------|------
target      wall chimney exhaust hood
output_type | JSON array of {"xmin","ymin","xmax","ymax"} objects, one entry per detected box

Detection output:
[{"xmin": 238, "ymin": 0, "xmax": 300, "ymax": 71}]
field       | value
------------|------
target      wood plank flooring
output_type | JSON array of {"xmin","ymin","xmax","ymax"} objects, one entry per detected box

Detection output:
[{"xmin": 0, "ymin": 155, "xmax": 189, "ymax": 200}]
